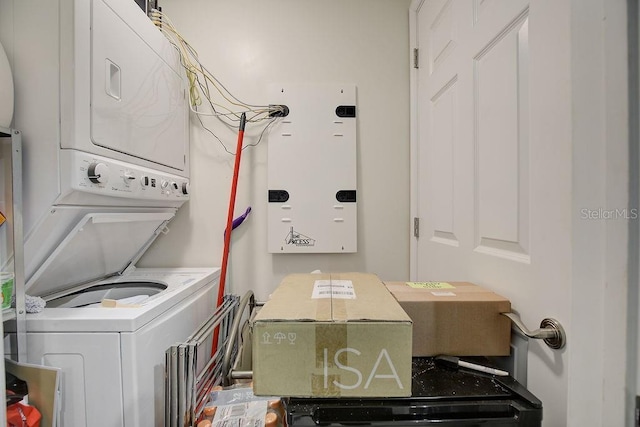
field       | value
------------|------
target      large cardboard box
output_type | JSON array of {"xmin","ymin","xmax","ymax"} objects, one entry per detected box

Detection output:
[
  {"xmin": 384, "ymin": 281, "xmax": 511, "ymax": 357},
  {"xmin": 252, "ymin": 273, "xmax": 412, "ymax": 398}
]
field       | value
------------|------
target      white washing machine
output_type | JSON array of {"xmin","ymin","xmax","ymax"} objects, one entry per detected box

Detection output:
[
  {"xmin": 25, "ymin": 267, "xmax": 220, "ymax": 427},
  {"xmin": 0, "ymin": 1, "xmax": 224, "ymax": 426},
  {"xmin": 12, "ymin": 207, "xmax": 220, "ymax": 427}
]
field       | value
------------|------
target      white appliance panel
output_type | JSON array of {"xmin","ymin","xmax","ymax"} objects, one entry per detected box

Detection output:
[
  {"xmin": 90, "ymin": 0, "xmax": 187, "ymax": 171},
  {"xmin": 267, "ymin": 83, "xmax": 357, "ymax": 253},
  {"xmin": 23, "ymin": 268, "xmax": 219, "ymax": 427},
  {"xmin": 121, "ymin": 281, "xmax": 217, "ymax": 426},
  {"xmin": 29, "ymin": 333, "xmax": 125, "ymax": 426},
  {"xmin": 59, "ymin": 150, "xmax": 190, "ymax": 206},
  {"xmin": 0, "ymin": 0, "xmax": 189, "ymax": 243}
]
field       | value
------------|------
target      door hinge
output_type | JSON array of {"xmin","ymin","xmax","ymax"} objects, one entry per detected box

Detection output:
[
  {"xmin": 413, "ymin": 48, "xmax": 419, "ymax": 69},
  {"xmin": 413, "ymin": 217, "xmax": 420, "ymax": 238}
]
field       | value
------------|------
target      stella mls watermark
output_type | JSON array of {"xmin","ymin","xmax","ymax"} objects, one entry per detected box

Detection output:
[{"xmin": 580, "ymin": 208, "xmax": 638, "ymax": 220}]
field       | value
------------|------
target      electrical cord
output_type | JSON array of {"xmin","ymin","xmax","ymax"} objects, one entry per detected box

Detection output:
[
  {"xmin": 196, "ymin": 113, "xmax": 276, "ymax": 155},
  {"xmin": 149, "ymin": 8, "xmax": 285, "ymax": 155},
  {"xmin": 149, "ymin": 9, "xmax": 285, "ymax": 124}
]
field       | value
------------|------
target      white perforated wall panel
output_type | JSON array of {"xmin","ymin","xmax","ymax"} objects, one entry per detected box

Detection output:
[{"xmin": 267, "ymin": 83, "xmax": 357, "ymax": 253}]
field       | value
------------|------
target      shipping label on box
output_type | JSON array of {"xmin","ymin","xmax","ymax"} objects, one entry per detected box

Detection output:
[{"xmin": 252, "ymin": 273, "xmax": 412, "ymax": 398}]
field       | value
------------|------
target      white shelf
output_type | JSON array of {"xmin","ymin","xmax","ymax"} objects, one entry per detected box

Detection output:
[
  {"xmin": 1, "ymin": 127, "xmax": 26, "ymax": 427},
  {"xmin": 2, "ymin": 307, "xmax": 16, "ymax": 321},
  {"xmin": 0, "ymin": 126, "xmax": 25, "ymax": 339}
]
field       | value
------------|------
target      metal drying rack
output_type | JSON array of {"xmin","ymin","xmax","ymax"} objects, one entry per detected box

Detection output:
[{"xmin": 165, "ymin": 291, "xmax": 257, "ymax": 427}]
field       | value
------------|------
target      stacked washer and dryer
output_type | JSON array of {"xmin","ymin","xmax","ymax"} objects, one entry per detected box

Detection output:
[{"xmin": 0, "ymin": 0, "xmax": 220, "ymax": 425}]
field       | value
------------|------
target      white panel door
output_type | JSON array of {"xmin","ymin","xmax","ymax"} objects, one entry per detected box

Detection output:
[{"xmin": 411, "ymin": 1, "xmax": 631, "ymax": 426}]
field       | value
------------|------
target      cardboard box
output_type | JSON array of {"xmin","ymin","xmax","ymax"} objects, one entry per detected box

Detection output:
[
  {"xmin": 252, "ymin": 273, "xmax": 412, "ymax": 398},
  {"xmin": 384, "ymin": 281, "xmax": 511, "ymax": 357}
]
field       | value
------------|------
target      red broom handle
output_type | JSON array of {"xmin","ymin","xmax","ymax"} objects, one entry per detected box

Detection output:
[{"xmin": 212, "ymin": 112, "xmax": 246, "ymax": 357}]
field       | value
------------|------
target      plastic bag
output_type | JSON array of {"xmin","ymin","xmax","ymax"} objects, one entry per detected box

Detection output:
[
  {"xmin": 6, "ymin": 402, "xmax": 42, "ymax": 427},
  {"xmin": 204, "ymin": 385, "xmax": 282, "ymax": 427}
]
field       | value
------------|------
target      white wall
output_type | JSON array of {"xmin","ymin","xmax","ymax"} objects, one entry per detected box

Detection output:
[{"xmin": 139, "ymin": 0, "xmax": 412, "ymax": 300}]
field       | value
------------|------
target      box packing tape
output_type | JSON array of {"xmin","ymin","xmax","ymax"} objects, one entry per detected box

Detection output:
[{"xmin": 312, "ymin": 323, "xmax": 347, "ymax": 396}]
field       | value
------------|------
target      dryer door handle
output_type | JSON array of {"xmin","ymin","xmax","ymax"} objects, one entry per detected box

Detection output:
[{"xmin": 106, "ymin": 59, "xmax": 121, "ymax": 100}]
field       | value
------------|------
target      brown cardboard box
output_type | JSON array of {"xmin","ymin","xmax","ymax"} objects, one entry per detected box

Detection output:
[
  {"xmin": 252, "ymin": 272, "xmax": 412, "ymax": 398},
  {"xmin": 384, "ymin": 281, "xmax": 511, "ymax": 357}
]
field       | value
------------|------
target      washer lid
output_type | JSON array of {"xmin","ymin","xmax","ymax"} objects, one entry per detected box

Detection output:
[{"xmin": 26, "ymin": 211, "xmax": 174, "ymax": 299}]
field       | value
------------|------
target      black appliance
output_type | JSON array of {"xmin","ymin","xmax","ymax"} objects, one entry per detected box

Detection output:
[{"xmin": 286, "ymin": 357, "xmax": 542, "ymax": 426}]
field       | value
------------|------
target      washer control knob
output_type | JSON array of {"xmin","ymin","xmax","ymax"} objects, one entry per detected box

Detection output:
[
  {"xmin": 160, "ymin": 180, "xmax": 169, "ymax": 190},
  {"xmin": 181, "ymin": 182, "xmax": 190, "ymax": 195},
  {"xmin": 170, "ymin": 181, "xmax": 179, "ymax": 192},
  {"xmin": 140, "ymin": 175, "xmax": 150, "ymax": 188},
  {"xmin": 123, "ymin": 171, "xmax": 136, "ymax": 185},
  {"xmin": 88, "ymin": 162, "xmax": 109, "ymax": 184}
]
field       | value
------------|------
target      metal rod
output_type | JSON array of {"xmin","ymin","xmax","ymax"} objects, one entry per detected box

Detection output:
[
  {"xmin": 168, "ymin": 346, "xmax": 178, "ymax": 427},
  {"xmin": 230, "ymin": 370, "xmax": 253, "ymax": 380},
  {"xmin": 223, "ymin": 290, "xmax": 255, "ymax": 386},
  {"xmin": 177, "ymin": 345, "xmax": 186, "ymax": 427},
  {"xmin": 190, "ymin": 297, "xmax": 236, "ymax": 344}
]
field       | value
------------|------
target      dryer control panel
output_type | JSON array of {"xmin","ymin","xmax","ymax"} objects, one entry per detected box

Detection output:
[{"xmin": 62, "ymin": 150, "xmax": 190, "ymax": 202}]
